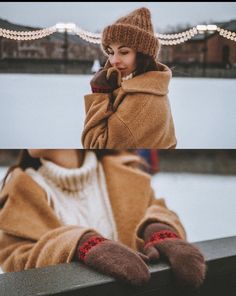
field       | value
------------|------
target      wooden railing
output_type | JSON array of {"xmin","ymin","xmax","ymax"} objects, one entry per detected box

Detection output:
[{"xmin": 0, "ymin": 236, "xmax": 235, "ymax": 296}]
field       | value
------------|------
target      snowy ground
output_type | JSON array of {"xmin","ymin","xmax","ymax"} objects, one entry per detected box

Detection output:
[
  {"xmin": 0, "ymin": 167, "xmax": 235, "ymax": 243},
  {"xmin": 0, "ymin": 74, "xmax": 236, "ymax": 148},
  {"xmin": 151, "ymin": 172, "xmax": 236, "ymax": 243}
]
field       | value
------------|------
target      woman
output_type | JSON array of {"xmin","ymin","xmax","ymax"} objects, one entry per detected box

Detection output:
[
  {"xmin": 0, "ymin": 149, "xmax": 205, "ymax": 287},
  {"xmin": 82, "ymin": 7, "xmax": 177, "ymax": 149}
]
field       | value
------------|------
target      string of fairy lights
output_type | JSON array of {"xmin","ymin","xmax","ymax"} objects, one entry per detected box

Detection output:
[{"xmin": 0, "ymin": 23, "xmax": 235, "ymax": 45}]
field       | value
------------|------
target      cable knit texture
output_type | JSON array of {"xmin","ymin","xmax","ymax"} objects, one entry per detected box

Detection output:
[{"xmin": 25, "ymin": 152, "xmax": 118, "ymax": 240}]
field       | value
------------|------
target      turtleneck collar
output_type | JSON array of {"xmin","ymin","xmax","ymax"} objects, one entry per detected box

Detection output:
[
  {"xmin": 38, "ymin": 151, "xmax": 98, "ymax": 192},
  {"xmin": 121, "ymin": 70, "xmax": 136, "ymax": 82}
]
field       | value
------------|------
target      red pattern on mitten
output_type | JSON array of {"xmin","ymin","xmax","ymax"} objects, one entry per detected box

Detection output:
[
  {"xmin": 76, "ymin": 231, "xmax": 150, "ymax": 286},
  {"xmin": 144, "ymin": 230, "xmax": 179, "ymax": 249},
  {"xmin": 77, "ymin": 236, "xmax": 107, "ymax": 261},
  {"xmin": 90, "ymin": 67, "xmax": 121, "ymax": 93}
]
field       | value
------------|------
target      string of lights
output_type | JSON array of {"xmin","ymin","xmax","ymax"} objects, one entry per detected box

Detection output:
[
  {"xmin": 74, "ymin": 25, "xmax": 100, "ymax": 44},
  {"xmin": 0, "ymin": 26, "xmax": 56, "ymax": 40},
  {"xmin": 217, "ymin": 27, "xmax": 236, "ymax": 41},
  {"xmin": 157, "ymin": 27, "xmax": 198, "ymax": 45},
  {"xmin": 0, "ymin": 23, "xmax": 235, "ymax": 44}
]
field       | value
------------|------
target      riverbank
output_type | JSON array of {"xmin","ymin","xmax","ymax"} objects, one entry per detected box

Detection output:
[{"xmin": 1, "ymin": 59, "xmax": 236, "ymax": 78}]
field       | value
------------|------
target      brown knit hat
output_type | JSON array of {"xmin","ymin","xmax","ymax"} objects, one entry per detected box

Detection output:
[{"xmin": 101, "ymin": 7, "xmax": 160, "ymax": 60}]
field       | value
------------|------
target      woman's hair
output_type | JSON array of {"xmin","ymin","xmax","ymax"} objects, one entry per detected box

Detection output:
[
  {"xmin": 135, "ymin": 52, "xmax": 159, "ymax": 76},
  {"xmin": 1, "ymin": 149, "xmax": 152, "ymax": 189},
  {"xmin": 103, "ymin": 51, "xmax": 159, "ymax": 76}
]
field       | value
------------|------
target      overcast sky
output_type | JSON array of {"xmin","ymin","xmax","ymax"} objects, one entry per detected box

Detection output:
[{"xmin": 0, "ymin": 2, "xmax": 235, "ymax": 32}]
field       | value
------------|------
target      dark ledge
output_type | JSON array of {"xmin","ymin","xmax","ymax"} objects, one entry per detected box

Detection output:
[{"xmin": 0, "ymin": 236, "xmax": 236, "ymax": 296}]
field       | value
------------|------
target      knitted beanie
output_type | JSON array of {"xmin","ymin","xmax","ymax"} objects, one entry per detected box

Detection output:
[{"xmin": 101, "ymin": 7, "xmax": 160, "ymax": 59}]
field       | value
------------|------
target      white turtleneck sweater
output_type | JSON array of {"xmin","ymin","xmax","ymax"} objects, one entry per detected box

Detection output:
[
  {"xmin": 25, "ymin": 152, "xmax": 118, "ymax": 240},
  {"xmin": 121, "ymin": 71, "xmax": 135, "ymax": 82}
]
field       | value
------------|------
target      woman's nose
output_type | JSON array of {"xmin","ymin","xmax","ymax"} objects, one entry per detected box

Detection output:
[{"xmin": 110, "ymin": 53, "xmax": 121, "ymax": 65}]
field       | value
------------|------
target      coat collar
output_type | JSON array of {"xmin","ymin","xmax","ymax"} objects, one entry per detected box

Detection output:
[
  {"xmin": 0, "ymin": 154, "xmax": 152, "ymax": 247},
  {"xmin": 0, "ymin": 168, "xmax": 61, "ymax": 240},
  {"xmin": 101, "ymin": 153, "xmax": 152, "ymax": 247},
  {"xmin": 121, "ymin": 62, "xmax": 172, "ymax": 96},
  {"xmin": 105, "ymin": 59, "xmax": 172, "ymax": 96}
]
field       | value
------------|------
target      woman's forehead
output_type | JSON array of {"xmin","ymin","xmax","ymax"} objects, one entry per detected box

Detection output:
[{"xmin": 107, "ymin": 44, "xmax": 132, "ymax": 50}]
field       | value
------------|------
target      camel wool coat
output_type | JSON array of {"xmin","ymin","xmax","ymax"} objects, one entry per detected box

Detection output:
[
  {"xmin": 0, "ymin": 153, "xmax": 185, "ymax": 273},
  {"xmin": 82, "ymin": 63, "xmax": 177, "ymax": 149}
]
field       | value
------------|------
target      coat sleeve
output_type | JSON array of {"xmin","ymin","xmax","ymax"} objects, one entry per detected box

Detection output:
[
  {"xmin": 81, "ymin": 92, "xmax": 135, "ymax": 148},
  {"xmin": 0, "ymin": 226, "xmax": 92, "ymax": 272},
  {"xmin": 82, "ymin": 90, "xmax": 176, "ymax": 149},
  {"xmin": 0, "ymin": 169, "xmax": 96, "ymax": 272},
  {"xmin": 134, "ymin": 189, "xmax": 187, "ymax": 252}
]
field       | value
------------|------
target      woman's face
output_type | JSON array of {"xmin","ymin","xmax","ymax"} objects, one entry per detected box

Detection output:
[
  {"xmin": 27, "ymin": 149, "xmax": 83, "ymax": 168},
  {"xmin": 107, "ymin": 44, "xmax": 137, "ymax": 77},
  {"xmin": 28, "ymin": 149, "xmax": 50, "ymax": 158}
]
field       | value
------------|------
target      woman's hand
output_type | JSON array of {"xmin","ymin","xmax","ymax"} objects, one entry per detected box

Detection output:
[
  {"xmin": 142, "ymin": 223, "xmax": 206, "ymax": 288},
  {"xmin": 90, "ymin": 67, "xmax": 121, "ymax": 93},
  {"xmin": 76, "ymin": 231, "xmax": 150, "ymax": 286}
]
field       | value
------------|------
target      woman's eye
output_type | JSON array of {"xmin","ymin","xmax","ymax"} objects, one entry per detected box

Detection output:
[
  {"xmin": 107, "ymin": 51, "xmax": 114, "ymax": 55},
  {"xmin": 120, "ymin": 51, "xmax": 129, "ymax": 55}
]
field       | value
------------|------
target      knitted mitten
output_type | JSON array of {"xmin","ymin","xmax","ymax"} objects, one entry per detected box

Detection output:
[
  {"xmin": 90, "ymin": 67, "xmax": 121, "ymax": 93},
  {"xmin": 76, "ymin": 231, "xmax": 150, "ymax": 286},
  {"xmin": 142, "ymin": 223, "xmax": 206, "ymax": 288}
]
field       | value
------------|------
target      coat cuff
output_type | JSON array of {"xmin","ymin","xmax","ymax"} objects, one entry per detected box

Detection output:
[{"xmin": 134, "ymin": 216, "xmax": 186, "ymax": 252}]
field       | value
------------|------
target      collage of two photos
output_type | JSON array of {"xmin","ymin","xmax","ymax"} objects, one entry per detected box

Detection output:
[
  {"xmin": 1, "ymin": 2, "xmax": 236, "ymax": 148},
  {"xmin": 0, "ymin": 2, "xmax": 236, "ymax": 296}
]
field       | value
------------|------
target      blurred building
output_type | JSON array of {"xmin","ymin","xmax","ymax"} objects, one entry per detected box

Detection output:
[
  {"xmin": 159, "ymin": 20, "xmax": 236, "ymax": 68},
  {"xmin": 0, "ymin": 18, "xmax": 103, "ymax": 61},
  {"xmin": 0, "ymin": 18, "xmax": 235, "ymax": 74},
  {"xmin": 1, "ymin": 150, "xmax": 236, "ymax": 175}
]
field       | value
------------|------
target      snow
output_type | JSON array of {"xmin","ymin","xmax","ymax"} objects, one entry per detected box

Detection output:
[
  {"xmin": 0, "ymin": 74, "xmax": 88, "ymax": 148},
  {"xmin": 170, "ymin": 78, "xmax": 236, "ymax": 148},
  {"xmin": 151, "ymin": 172, "xmax": 236, "ymax": 242},
  {"xmin": 0, "ymin": 74, "xmax": 236, "ymax": 148}
]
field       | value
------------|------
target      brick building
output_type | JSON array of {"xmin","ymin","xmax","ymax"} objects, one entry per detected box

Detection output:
[
  {"xmin": 0, "ymin": 18, "xmax": 235, "ymax": 74},
  {"xmin": 0, "ymin": 18, "xmax": 103, "ymax": 62},
  {"xmin": 159, "ymin": 20, "xmax": 236, "ymax": 68}
]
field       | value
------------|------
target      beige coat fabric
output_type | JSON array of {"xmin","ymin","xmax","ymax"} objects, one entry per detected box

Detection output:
[
  {"xmin": 0, "ymin": 154, "xmax": 185, "ymax": 272},
  {"xmin": 82, "ymin": 63, "xmax": 177, "ymax": 149}
]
